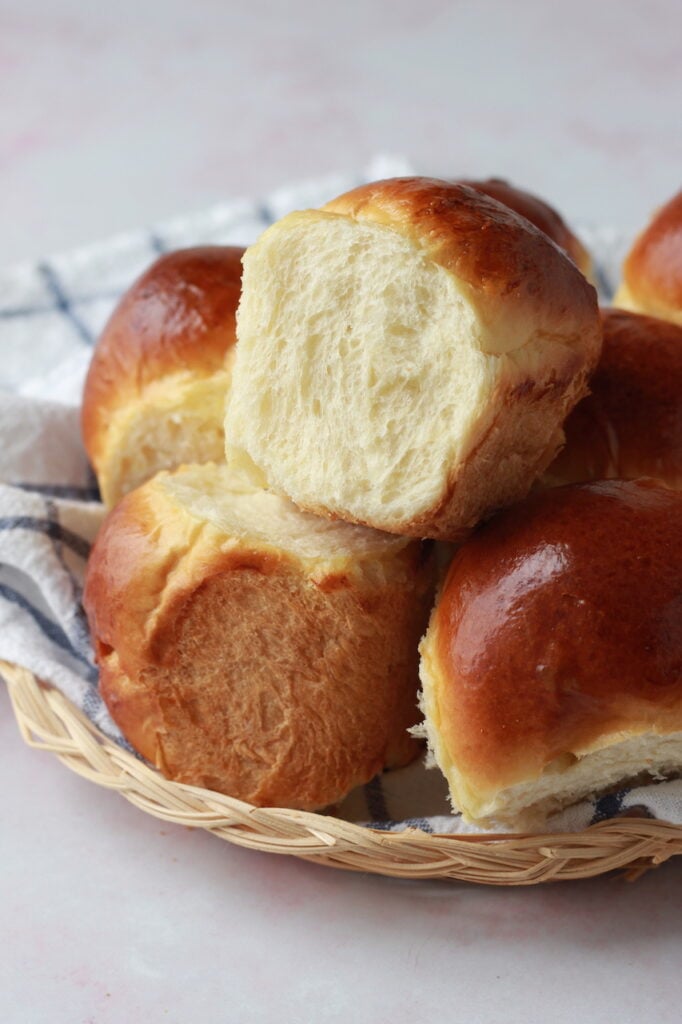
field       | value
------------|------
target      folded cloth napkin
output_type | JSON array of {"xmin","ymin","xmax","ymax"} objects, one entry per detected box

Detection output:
[{"xmin": 2, "ymin": 158, "xmax": 681, "ymax": 834}]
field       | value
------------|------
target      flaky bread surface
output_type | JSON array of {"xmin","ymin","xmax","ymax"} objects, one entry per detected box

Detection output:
[
  {"xmin": 84, "ymin": 464, "xmax": 433, "ymax": 810},
  {"xmin": 614, "ymin": 190, "xmax": 682, "ymax": 326},
  {"xmin": 82, "ymin": 246, "xmax": 243, "ymax": 507},
  {"xmin": 226, "ymin": 177, "xmax": 601, "ymax": 541},
  {"xmin": 419, "ymin": 480, "xmax": 682, "ymax": 830}
]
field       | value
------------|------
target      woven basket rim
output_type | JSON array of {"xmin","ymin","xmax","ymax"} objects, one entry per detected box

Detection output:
[{"xmin": 5, "ymin": 660, "xmax": 682, "ymax": 885}]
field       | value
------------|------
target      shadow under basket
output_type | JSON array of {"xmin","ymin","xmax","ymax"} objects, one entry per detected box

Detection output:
[{"xmin": 4, "ymin": 661, "xmax": 682, "ymax": 886}]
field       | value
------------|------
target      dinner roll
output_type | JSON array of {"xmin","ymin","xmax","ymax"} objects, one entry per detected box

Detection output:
[
  {"xmin": 226, "ymin": 177, "xmax": 601, "ymax": 541},
  {"xmin": 84, "ymin": 463, "xmax": 433, "ymax": 809},
  {"xmin": 543, "ymin": 309, "xmax": 682, "ymax": 488},
  {"xmin": 614, "ymin": 189, "xmax": 682, "ymax": 325},
  {"xmin": 82, "ymin": 246, "xmax": 243, "ymax": 507},
  {"xmin": 419, "ymin": 480, "xmax": 682, "ymax": 830},
  {"xmin": 459, "ymin": 178, "xmax": 593, "ymax": 279}
]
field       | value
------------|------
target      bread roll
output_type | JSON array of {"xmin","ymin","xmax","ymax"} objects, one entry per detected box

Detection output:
[
  {"xmin": 82, "ymin": 246, "xmax": 243, "ymax": 507},
  {"xmin": 419, "ymin": 480, "xmax": 682, "ymax": 830},
  {"xmin": 226, "ymin": 177, "xmax": 601, "ymax": 541},
  {"xmin": 83, "ymin": 463, "xmax": 433, "ymax": 809},
  {"xmin": 543, "ymin": 309, "xmax": 682, "ymax": 488},
  {"xmin": 458, "ymin": 178, "xmax": 593, "ymax": 279},
  {"xmin": 614, "ymin": 190, "xmax": 682, "ymax": 325}
]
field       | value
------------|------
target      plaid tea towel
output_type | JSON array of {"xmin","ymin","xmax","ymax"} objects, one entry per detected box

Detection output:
[{"xmin": 2, "ymin": 158, "xmax": 681, "ymax": 834}]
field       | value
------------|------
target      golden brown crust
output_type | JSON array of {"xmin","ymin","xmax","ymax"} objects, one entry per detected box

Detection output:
[
  {"xmin": 428, "ymin": 480, "xmax": 682, "ymax": 797},
  {"xmin": 323, "ymin": 178, "xmax": 598, "ymax": 348},
  {"xmin": 421, "ymin": 350, "xmax": 587, "ymax": 540},
  {"xmin": 544, "ymin": 309, "xmax": 682, "ymax": 488},
  {"xmin": 84, "ymin": 474, "xmax": 433, "ymax": 809},
  {"xmin": 617, "ymin": 190, "xmax": 682, "ymax": 324},
  {"xmin": 457, "ymin": 177, "xmax": 592, "ymax": 276},
  {"xmin": 81, "ymin": 246, "xmax": 244, "ymax": 472}
]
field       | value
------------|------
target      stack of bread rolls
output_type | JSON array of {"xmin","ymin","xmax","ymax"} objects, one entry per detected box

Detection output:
[{"xmin": 83, "ymin": 178, "xmax": 682, "ymax": 830}]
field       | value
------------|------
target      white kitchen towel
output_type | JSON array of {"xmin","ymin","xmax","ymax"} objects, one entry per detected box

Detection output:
[{"xmin": 2, "ymin": 159, "xmax": 677, "ymax": 835}]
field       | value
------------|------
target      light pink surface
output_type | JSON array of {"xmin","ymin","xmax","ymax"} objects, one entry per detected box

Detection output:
[
  {"xmin": 2, "ymin": 685, "xmax": 682, "ymax": 1023},
  {"xmin": 2, "ymin": 2, "xmax": 682, "ymax": 1019},
  {"xmin": 1, "ymin": 0, "xmax": 681, "ymax": 265}
]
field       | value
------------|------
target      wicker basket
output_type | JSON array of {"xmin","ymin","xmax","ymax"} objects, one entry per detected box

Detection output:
[{"xmin": 5, "ymin": 660, "xmax": 682, "ymax": 885}]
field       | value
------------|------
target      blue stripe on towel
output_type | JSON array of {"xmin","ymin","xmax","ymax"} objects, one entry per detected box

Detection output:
[
  {"xmin": 14, "ymin": 482, "xmax": 102, "ymax": 502},
  {"xmin": 257, "ymin": 203, "xmax": 275, "ymax": 225},
  {"xmin": 43, "ymin": 498, "xmax": 95, "ymax": 662},
  {"xmin": 364, "ymin": 773, "xmax": 390, "ymax": 821},
  {"xmin": 401, "ymin": 817, "xmax": 434, "ymax": 833},
  {"xmin": 38, "ymin": 262, "xmax": 95, "ymax": 346},
  {"xmin": 0, "ymin": 581, "xmax": 97, "ymax": 681},
  {"xmin": 82, "ymin": 686, "xmax": 102, "ymax": 715},
  {"xmin": 148, "ymin": 231, "xmax": 168, "ymax": 255},
  {"xmin": 0, "ymin": 289, "xmax": 122, "ymax": 322},
  {"xmin": 0, "ymin": 304, "xmax": 60, "ymax": 320},
  {"xmin": 44, "ymin": 498, "xmax": 84, "ymax": 594},
  {"xmin": 367, "ymin": 817, "xmax": 435, "ymax": 833},
  {"xmin": 591, "ymin": 789, "xmax": 627, "ymax": 823},
  {"xmin": 0, "ymin": 516, "xmax": 91, "ymax": 559}
]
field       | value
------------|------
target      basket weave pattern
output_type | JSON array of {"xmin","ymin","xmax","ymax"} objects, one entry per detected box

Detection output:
[{"xmin": 5, "ymin": 661, "xmax": 682, "ymax": 885}]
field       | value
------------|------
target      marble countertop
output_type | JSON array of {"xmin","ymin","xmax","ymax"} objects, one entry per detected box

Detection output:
[
  {"xmin": 3, "ymin": 0, "xmax": 681, "ymax": 268},
  {"xmin": 2, "ymin": 684, "xmax": 682, "ymax": 1023},
  {"xmin": 2, "ymin": 1, "xmax": 681, "ymax": 1020}
]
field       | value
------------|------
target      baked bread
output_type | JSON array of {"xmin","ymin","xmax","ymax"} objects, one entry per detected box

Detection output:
[
  {"xmin": 226, "ymin": 177, "xmax": 601, "ymax": 541},
  {"xmin": 458, "ymin": 177, "xmax": 593, "ymax": 279},
  {"xmin": 543, "ymin": 309, "xmax": 682, "ymax": 488},
  {"xmin": 83, "ymin": 463, "xmax": 433, "ymax": 809},
  {"xmin": 82, "ymin": 246, "xmax": 244, "ymax": 507},
  {"xmin": 614, "ymin": 189, "xmax": 682, "ymax": 325},
  {"xmin": 419, "ymin": 479, "xmax": 682, "ymax": 830}
]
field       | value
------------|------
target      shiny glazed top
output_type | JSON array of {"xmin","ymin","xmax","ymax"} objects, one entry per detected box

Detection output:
[
  {"xmin": 459, "ymin": 177, "xmax": 590, "ymax": 271},
  {"xmin": 322, "ymin": 178, "xmax": 598, "ymax": 334},
  {"xmin": 433, "ymin": 480, "xmax": 682, "ymax": 790},
  {"xmin": 81, "ymin": 245, "xmax": 244, "ymax": 463},
  {"xmin": 544, "ymin": 309, "xmax": 682, "ymax": 487},
  {"xmin": 622, "ymin": 190, "xmax": 682, "ymax": 319}
]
